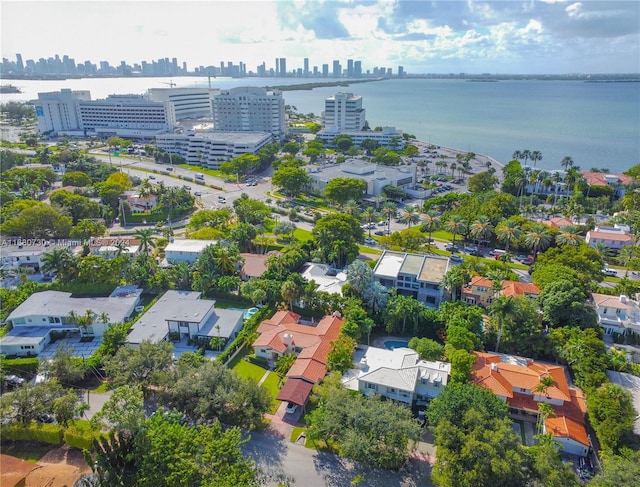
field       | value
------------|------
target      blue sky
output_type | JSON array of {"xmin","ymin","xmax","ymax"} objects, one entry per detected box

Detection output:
[{"xmin": 2, "ymin": 0, "xmax": 638, "ymax": 74}]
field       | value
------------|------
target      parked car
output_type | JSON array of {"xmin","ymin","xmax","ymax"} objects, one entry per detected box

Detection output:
[
  {"xmin": 378, "ymin": 221, "xmax": 387, "ymax": 226},
  {"xmin": 464, "ymin": 245, "xmax": 478, "ymax": 253},
  {"xmin": 194, "ymin": 191, "xmax": 201, "ymax": 197},
  {"xmin": 37, "ymin": 413, "xmax": 55, "ymax": 424},
  {"xmin": 601, "ymin": 268, "xmax": 618, "ymax": 277},
  {"xmin": 364, "ymin": 237, "xmax": 377, "ymax": 246},
  {"xmin": 374, "ymin": 230, "xmax": 390, "ymax": 236},
  {"xmin": 444, "ymin": 244, "xmax": 460, "ymax": 252},
  {"xmin": 449, "ymin": 254, "xmax": 464, "ymax": 263},
  {"xmin": 286, "ymin": 402, "xmax": 298, "ymax": 414},
  {"xmin": 149, "ymin": 175, "xmax": 156, "ymax": 179},
  {"xmin": 165, "ymin": 166, "xmax": 173, "ymax": 172},
  {"xmin": 519, "ymin": 257, "xmax": 535, "ymax": 265},
  {"xmin": 184, "ymin": 185, "xmax": 191, "ymax": 190},
  {"xmin": 218, "ymin": 196, "xmax": 226, "ymax": 203},
  {"xmin": 515, "ymin": 255, "xmax": 528, "ymax": 261},
  {"xmin": 5, "ymin": 375, "xmax": 25, "ymax": 388}
]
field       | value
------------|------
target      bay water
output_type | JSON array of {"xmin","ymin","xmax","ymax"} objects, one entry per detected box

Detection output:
[{"xmin": 2, "ymin": 76, "xmax": 638, "ymax": 173}]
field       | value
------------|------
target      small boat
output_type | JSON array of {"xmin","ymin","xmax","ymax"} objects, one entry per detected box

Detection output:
[{"xmin": 0, "ymin": 84, "xmax": 22, "ymax": 94}]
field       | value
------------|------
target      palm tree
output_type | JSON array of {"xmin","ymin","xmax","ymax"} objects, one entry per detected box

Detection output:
[
  {"xmin": 41, "ymin": 248, "xmax": 76, "ymax": 283},
  {"xmin": 422, "ymin": 211, "xmax": 440, "ymax": 244},
  {"xmin": 495, "ymin": 219, "xmax": 521, "ymax": 253},
  {"xmin": 347, "ymin": 260, "xmax": 374, "ymax": 297},
  {"xmin": 401, "ymin": 206, "xmax": 421, "ymax": 228},
  {"xmin": 135, "ymin": 228, "xmax": 156, "ymax": 254},
  {"xmin": 536, "ymin": 402, "xmax": 557, "ymax": 435},
  {"xmin": 522, "ymin": 150, "xmax": 531, "ymax": 166},
  {"xmin": 470, "ymin": 216, "xmax": 493, "ymax": 252},
  {"xmin": 560, "ymin": 156, "xmax": 574, "ymax": 173},
  {"xmin": 343, "ymin": 199, "xmax": 360, "ymax": 218},
  {"xmin": 281, "ymin": 280, "xmax": 299, "ymax": 310},
  {"xmin": 446, "ymin": 215, "xmax": 466, "ymax": 249},
  {"xmin": 361, "ymin": 207, "xmax": 378, "ymax": 237},
  {"xmin": 490, "ymin": 295, "xmax": 516, "ymax": 353},
  {"xmin": 381, "ymin": 202, "xmax": 397, "ymax": 229},
  {"xmin": 530, "ymin": 150, "xmax": 542, "ymax": 169},
  {"xmin": 555, "ymin": 225, "xmax": 581, "ymax": 247},
  {"xmin": 533, "ymin": 375, "xmax": 556, "ymax": 396},
  {"xmin": 442, "ymin": 266, "xmax": 470, "ymax": 301},
  {"xmin": 529, "ymin": 170, "xmax": 540, "ymax": 205},
  {"xmin": 524, "ymin": 223, "xmax": 552, "ymax": 259},
  {"xmin": 512, "ymin": 150, "xmax": 523, "ymax": 162}
]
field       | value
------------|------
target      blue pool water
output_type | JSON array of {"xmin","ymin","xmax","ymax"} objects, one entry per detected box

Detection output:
[
  {"xmin": 384, "ymin": 340, "xmax": 410, "ymax": 350},
  {"xmin": 244, "ymin": 307, "xmax": 259, "ymax": 320}
]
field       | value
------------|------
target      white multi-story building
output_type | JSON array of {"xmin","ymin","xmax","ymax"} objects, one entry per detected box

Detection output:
[
  {"xmin": 164, "ymin": 239, "xmax": 218, "ymax": 265},
  {"xmin": 76, "ymin": 94, "xmax": 175, "ymax": 138},
  {"xmin": 34, "ymin": 90, "xmax": 176, "ymax": 138},
  {"xmin": 586, "ymin": 224, "xmax": 633, "ymax": 251},
  {"xmin": 315, "ymin": 126, "xmax": 404, "ymax": 150},
  {"xmin": 155, "ymin": 131, "xmax": 273, "ymax": 169},
  {"xmin": 34, "ymin": 89, "xmax": 90, "ymax": 134},
  {"xmin": 303, "ymin": 159, "xmax": 416, "ymax": 198},
  {"xmin": 322, "ymin": 92, "xmax": 366, "ymax": 131},
  {"xmin": 373, "ymin": 250, "xmax": 450, "ymax": 307},
  {"xmin": 147, "ymin": 87, "xmax": 219, "ymax": 120},
  {"xmin": 212, "ymin": 87, "xmax": 285, "ymax": 140}
]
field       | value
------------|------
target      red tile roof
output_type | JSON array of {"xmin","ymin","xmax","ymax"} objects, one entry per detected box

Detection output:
[
  {"xmin": 253, "ymin": 311, "xmax": 344, "ymax": 386},
  {"xmin": 581, "ymin": 171, "xmax": 633, "ymax": 187},
  {"xmin": 587, "ymin": 231, "xmax": 632, "ymax": 242},
  {"xmin": 544, "ymin": 217, "xmax": 574, "ymax": 229},
  {"xmin": 501, "ymin": 281, "xmax": 540, "ymax": 298},
  {"xmin": 276, "ymin": 378, "xmax": 314, "ymax": 406},
  {"xmin": 545, "ymin": 416, "xmax": 590, "ymax": 447}
]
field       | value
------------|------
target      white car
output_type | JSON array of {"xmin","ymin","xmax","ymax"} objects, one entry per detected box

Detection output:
[
  {"xmin": 601, "ymin": 268, "xmax": 617, "ymax": 277},
  {"xmin": 364, "ymin": 237, "xmax": 377, "ymax": 246},
  {"xmin": 286, "ymin": 402, "xmax": 298, "ymax": 414}
]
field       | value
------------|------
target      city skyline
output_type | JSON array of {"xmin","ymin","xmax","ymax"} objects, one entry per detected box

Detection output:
[{"xmin": 1, "ymin": 0, "xmax": 639, "ymax": 75}]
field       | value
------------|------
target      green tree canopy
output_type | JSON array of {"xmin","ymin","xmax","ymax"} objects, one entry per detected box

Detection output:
[{"xmin": 324, "ymin": 177, "xmax": 367, "ymax": 207}]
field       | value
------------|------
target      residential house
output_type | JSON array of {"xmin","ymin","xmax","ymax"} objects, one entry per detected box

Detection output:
[
  {"xmin": 543, "ymin": 216, "xmax": 575, "ymax": 229},
  {"xmin": 239, "ymin": 252, "xmax": 279, "ymax": 281},
  {"xmin": 300, "ymin": 262, "xmax": 348, "ymax": 295},
  {"xmin": 342, "ymin": 345, "xmax": 450, "ymax": 406},
  {"xmin": 164, "ymin": 239, "xmax": 218, "ymax": 265},
  {"xmin": 373, "ymin": 250, "xmax": 449, "ymax": 307},
  {"xmin": 472, "ymin": 352, "xmax": 589, "ymax": 456},
  {"xmin": 252, "ymin": 310, "xmax": 344, "ymax": 407},
  {"xmin": 122, "ymin": 191, "xmax": 159, "ymax": 213},
  {"xmin": 586, "ymin": 225, "xmax": 633, "ymax": 251},
  {"xmin": 590, "ymin": 293, "xmax": 640, "ymax": 336},
  {"xmin": 581, "ymin": 171, "xmax": 634, "ymax": 199},
  {"xmin": 126, "ymin": 290, "xmax": 244, "ymax": 351},
  {"xmin": 462, "ymin": 276, "xmax": 541, "ymax": 307},
  {"xmin": 0, "ymin": 286, "xmax": 142, "ymax": 357}
]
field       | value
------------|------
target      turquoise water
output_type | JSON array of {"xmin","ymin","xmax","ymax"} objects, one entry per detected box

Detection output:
[
  {"xmin": 384, "ymin": 340, "xmax": 410, "ymax": 350},
  {"xmin": 4, "ymin": 76, "xmax": 637, "ymax": 173}
]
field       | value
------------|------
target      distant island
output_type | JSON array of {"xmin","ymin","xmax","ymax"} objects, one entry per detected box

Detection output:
[{"xmin": 265, "ymin": 78, "xmax": 384, "ymax": 91}]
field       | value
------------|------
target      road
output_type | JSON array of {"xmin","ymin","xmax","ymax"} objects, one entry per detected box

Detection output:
[{"xmin": 242, "ymin": 428, "xmax": 433, "ymax": 487}]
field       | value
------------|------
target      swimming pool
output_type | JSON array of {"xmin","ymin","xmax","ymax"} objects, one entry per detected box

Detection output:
[
  {"xmin": 244, "ymin": 307, "xmax": 259, "ymax": 320},
  {"xmin": 384, "ymin": 340, "xmax": 410, "ymax": 350}
]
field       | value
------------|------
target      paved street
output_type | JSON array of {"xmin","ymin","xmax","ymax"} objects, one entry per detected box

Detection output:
[{"xmin": 243, "ymin": 427, "xmax": 434, "ymax": 487}]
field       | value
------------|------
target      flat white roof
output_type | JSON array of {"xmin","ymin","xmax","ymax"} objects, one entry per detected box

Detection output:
[
  {"xmin": 374, "ymin": 251, "xmax": 405, "ymax": 278},
  {"xmin": 165, "ymin": 239, "xmax": 217, "ymax": 253}
]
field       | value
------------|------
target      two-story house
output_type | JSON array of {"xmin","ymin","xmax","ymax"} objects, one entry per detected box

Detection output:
[
  {"xmin": 590, "ymin": 293, "xmax": 640, "ymax": 337},
  {"xmin": 472, "ymin": 352, "xmax": 589, "ymax": 456},
  {"xmin": 373, "ymin": 250, "xmax": 449, "ymax": 307},
  {"xmin": 342, "ymin": 345, "xmax": 450, "ymax": 407},
  {"xmin": 126, "ymin": 290, "xmax": 244, "ymax": 352},
  {"xmin": 462, "ymin": 276, "xmax": 540, "ymax": 307},
  {"xmin": 586, "ymin": 225, "xmax": 633, "ymax": 252},
  {"xmin": 0, "ymin": 286, "xmax": 142, "ymax": 357},
  {"xmin": 164, "ymin": 239, "xmax": 218, "ymax": 265},
  {"xmin": 252, "ymin": 310, "xmax": 344, "ymax": 408}
]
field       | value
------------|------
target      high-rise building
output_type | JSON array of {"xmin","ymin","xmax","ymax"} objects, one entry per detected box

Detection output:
[
  {"xmin": 279, "ymin": 57, "xmax": 286, "ymax": 77},
  {"xmin": 304, "ymin": 58, "xmax": 309, "ymax": 77},
  {"xmin": 398, "ymin": 66, "xmax": 404, "ymax": 78},
  {"xmin": 34, "ymin": 89, "xmax": 90, "ymax": 134},
  {"xmin": 148, "ymin": 88, "xmax": 219, "ymax": 120},
  {"xmin": 354, "ymin": 61, "xmax": 362, "ymax": 77},
  {"xmin": 332, "ymin": 60, "xmax": 341, "ymax": 78},
  {"xmin": 347, "ymin": 59, "xmax": 354, "ymax": 77},
  {"xmin": 322, "ymin": 92, "xmax": 366, "ymax": 131},
  {"xmin": 212, "ymin": 86, "xmax": 285, "ymax": 140},
  {"xmin": 16, "ymin": 53, "xmax": 24, "ymax": 73},
  {"xmin": 322, "ymin": 64, "xmax": 329, "ymax": 77}
]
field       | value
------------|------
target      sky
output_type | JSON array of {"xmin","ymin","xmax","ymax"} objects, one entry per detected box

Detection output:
[{"xmin": 1, "ymin": 0, "xmax": 639, "ymax": 74}]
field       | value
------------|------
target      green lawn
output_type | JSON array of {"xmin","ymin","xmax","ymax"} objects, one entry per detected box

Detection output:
[
  {"xmin": 293, "ymin": 228, "xmax": 314, "ymax": 242},
  {"xmin": 231, "ymin": 359, "xmax": 268, "ymax": 383},
  {"xmin": 262, "ymin": 372, "xmax": 283, "ymax": 414}
]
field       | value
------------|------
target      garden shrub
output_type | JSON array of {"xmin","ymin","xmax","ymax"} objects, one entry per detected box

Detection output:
[
  {"xmin": 0, "ymin": 357, "xmax": 39, "ymax": 375},
  {"xmin": 1, "ymin": 423, "xmax": 64, "ymax": 445},
  {"xmin": 64, "ymin": 425, "xmax": 102, "ymax": 451}
]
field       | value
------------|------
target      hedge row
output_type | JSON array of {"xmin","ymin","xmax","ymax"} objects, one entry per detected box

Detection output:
[
  {"xmin": 0, "ymin": 357, "xmax": 39, "ymax": 375},
  {"xmin": 1, "ymin": 423, "xmax": 64, "ymax": 445},
  {"xmin": 1, "ymin": 422, "xmax": 103, "ymax": 451},
  {"xmin": 217, "ymin": 306, "xmax": 274, "ymax": 364}
]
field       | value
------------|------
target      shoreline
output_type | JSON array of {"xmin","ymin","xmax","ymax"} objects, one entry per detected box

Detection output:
[{"xmin": 410, "ymin": 138, "xmax": 505, "ymax": 172}]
